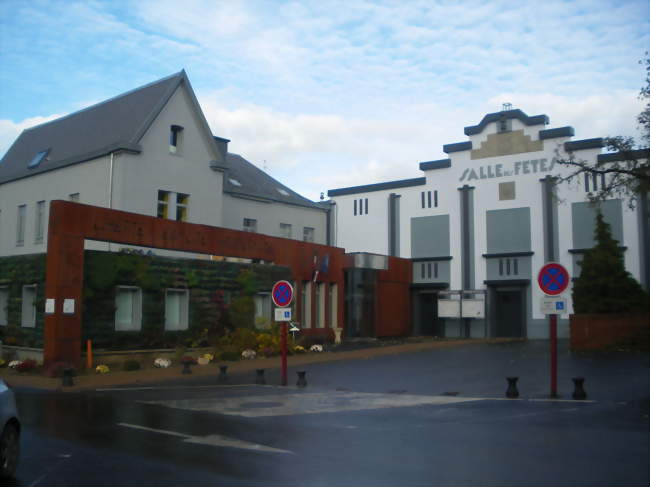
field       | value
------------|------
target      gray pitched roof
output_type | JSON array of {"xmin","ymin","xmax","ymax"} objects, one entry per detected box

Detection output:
[
  {"xmin": 0, "ymin": 71, "xmax": 188, "ymax": 184},
  {"xmin": 224, "ymin": 151, "xmax": 323, "ymax": 210}
]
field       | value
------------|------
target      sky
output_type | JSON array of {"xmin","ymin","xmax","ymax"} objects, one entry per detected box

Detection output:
[{"xmin": 1, "ymin": 0, "xmax": 648, "ymax": 201}]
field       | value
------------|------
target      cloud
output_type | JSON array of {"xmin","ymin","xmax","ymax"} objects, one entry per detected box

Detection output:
[{"xmin": 0, "ymin": 115, "xmax": 62, "ymax": 159}]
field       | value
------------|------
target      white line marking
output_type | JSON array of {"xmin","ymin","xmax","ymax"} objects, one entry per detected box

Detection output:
[
  {"xmin": 143, "ymin": 392, "xmax": 485, "ymax": 418},
  {"xmin": 96, "ymin": 384, "xmax": 269, "ymax": 392},
  {"xmin": 117, "ymin": 422, "xmax": 294, "ymax": 454}
]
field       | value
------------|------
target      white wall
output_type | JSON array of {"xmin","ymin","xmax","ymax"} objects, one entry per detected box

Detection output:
[
  {"xmin": 113, "ymin": 84, "xmax": 223, "ymax": 227},
  {"xmin": 0, "ymin": 156, "xmax": 111, "ymax": 256},
  {"xmin": 222, "ymin": 193, "xmax": 328, "ymax": 244}
]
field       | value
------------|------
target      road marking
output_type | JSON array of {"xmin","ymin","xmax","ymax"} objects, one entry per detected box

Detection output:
[
  {"xmin": 96, "ymin": 384, "xmax": 270, "ymax": 392},
  {"xmin": 142, "ymin": 392, "xmax": 485, "ymax": 418},
  {"xmin": 117, "ymin": 422, "xmax": 294, "ymax": 454}
]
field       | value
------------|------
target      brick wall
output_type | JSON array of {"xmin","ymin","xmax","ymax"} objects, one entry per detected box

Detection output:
[{"xmin": 570, "ymin": 314, "xmax": 650, "ymax": 351}]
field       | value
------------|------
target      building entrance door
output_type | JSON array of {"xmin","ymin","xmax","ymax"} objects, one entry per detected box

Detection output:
[
  {"xmin": 493, "ymin": 288, "xmax": 525, "ymax": 337},
  {"xmin": 416, "ymin": 292, "xmax": 444, "ymax": 336}
]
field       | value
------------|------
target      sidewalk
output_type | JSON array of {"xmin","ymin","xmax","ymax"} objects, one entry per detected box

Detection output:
[{"xmin": 1, "ymin": 338, "xmax": 522, "ymax": 392}]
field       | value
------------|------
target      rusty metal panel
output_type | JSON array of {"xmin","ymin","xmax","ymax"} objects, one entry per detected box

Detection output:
[{"xmin": 44, "ymin": 200, "xmax": 346, "ymax": 367}]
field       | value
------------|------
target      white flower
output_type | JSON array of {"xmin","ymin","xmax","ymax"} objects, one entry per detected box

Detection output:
[
  {"xmin": 310, "ymin": 344, "xmax": 323, "ymax": 353},
  {"xmin": 241, "ymin": 349, "xmax": 257, "ymax": 360},
  {"xmin": 197, "ymin": 357, "xmax": 210, "ymax": 366},
  {"xmin": 154, "ymin": 358, "xmax": 171, "ymax": 368},
  {"xmin": 8, "ymin": 360, "xmax": 21, "ymax": 369}
]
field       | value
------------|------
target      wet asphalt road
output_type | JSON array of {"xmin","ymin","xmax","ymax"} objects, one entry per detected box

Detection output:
[{"xmin": 8, "ymin": 340, "xmax": 650, "ymax": 486}]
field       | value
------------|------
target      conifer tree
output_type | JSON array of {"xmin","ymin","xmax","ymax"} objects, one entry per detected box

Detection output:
[{"xmin": 572, "ymin": 212, "xmax": 649, "ymax": 313}]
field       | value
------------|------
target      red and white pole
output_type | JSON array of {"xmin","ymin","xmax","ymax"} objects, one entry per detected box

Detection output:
[
  {"xmin": 550, "ymin": 314, "xmax": 558, "ymax": 398},
  {"xmin": 281, "ymin": 322, "xmax": 288, "ymax": 386}
]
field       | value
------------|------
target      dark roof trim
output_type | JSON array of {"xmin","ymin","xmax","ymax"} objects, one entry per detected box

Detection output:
[
  {"xmin": 419, "ymin": 159, "xmax": 451, "ymax": 171},
  {"xmin": 482, "ymin": 251, "xmax": 534, "ymax": 258},
  {"xmin": 328, "ymin": 177, "xmax": 426, "ymax": 197},
  {"xmin": 569, "ymin": 246, "xmax": 627, "ymax": 254},
  {"xmin": 411, "ymin": 282, "xmax": 449, "ymax": 289},
  {"xmin": 224, "ymin": 190, "xmax": 324, "ymax": 210},
  {"xmin": 0, "ymin": 142, "xmax": 141, "ymax": 184},
  {"xmin": 443, "ymin": 141, "xmax": 472, "ymax": 153},
  {"xmin": 565, "ymin": 138, "xmax": 604, "ymax": 152},
  {"xmin": 484, "ymin": 279, "xmax": 531, "ymax": 286},
  {"xmin": 464, "ymin": 109, "xmax": 549, "ymax": 136},
  {"xmin": 539, "ymin": 126, "xmax": 574, "ymax": 140},
  {"xmin": 597, "ymin": 148, "xmax": 650, "ymax": 163},
  {"xmin": 411, "ymin": 256, "xmax": 453, "ymax": 262}
]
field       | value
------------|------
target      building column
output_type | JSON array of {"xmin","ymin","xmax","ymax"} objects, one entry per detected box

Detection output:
[{"xmin": 458, "ymin": 184, "xmax": 475, "ymax": 338}]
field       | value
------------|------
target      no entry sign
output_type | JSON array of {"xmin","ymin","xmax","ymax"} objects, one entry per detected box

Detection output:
[
  {"xmin": 537, "ymin": 262, "xmax": 570, "ymax": 296},
  {"xmin": 271, "ymin": 280, "xmax": 294, "ymax": 307}
]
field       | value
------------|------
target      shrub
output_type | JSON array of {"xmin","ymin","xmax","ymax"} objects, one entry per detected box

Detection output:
[
  {"xmin": 181, "ymin": 355, "xmax": 197, "ymax": 365},
  {"xmin": 573, "ymin": 212, "xmax": 650, "ymax": 313},
  {"xmin": 122, "ymin": 359, "xmax": 141, "ymax": 371}
]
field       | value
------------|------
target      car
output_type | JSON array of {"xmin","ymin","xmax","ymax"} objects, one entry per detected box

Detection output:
[{"xmin": 0, "ymin": 378, "xmax": 20, "ymax": 479}]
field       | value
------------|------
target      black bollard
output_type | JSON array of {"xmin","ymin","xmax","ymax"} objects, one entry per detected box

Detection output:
[
  {"xmin": 62, "ymin": 368, "xmax": 74, "ymax": 387},
  {"xmin": 182, "ymin": 362, "xmax": 192, "ymax": 374},
  {"xmin": 255, "ymin": 369, "xmax": 266, "ymax": 385},
  {"xmin": 506, "ymin": 377, "xmax": 519, "ymax": 398},
  {"xmin": 572, "ymin": 377, "xmax": 587, "ymax": 400},
  {"xmin": 296, "ymin": 371, "xmax": 307, "ymax": 388},
  {"xmin": 218, "ymin": 365, "xmax": 228, "ymax": 383}
]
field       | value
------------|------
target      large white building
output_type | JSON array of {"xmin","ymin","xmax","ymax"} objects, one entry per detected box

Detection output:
[
  {"xmin": 328, "ymin": 108, "xmax": 649, "ymax": 339},
  {"xmin": 0, "ymin": 70, "xmax": 330, "ymax": 259}
]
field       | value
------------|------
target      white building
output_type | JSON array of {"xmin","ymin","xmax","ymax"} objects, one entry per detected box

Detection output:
[
  {"xmin": 328, "ymin": 108, "xmax": 649, "ymax": 339},
  {"xmin": 0, "ymin": 70, "xmax": 329, "ymax": 258}
]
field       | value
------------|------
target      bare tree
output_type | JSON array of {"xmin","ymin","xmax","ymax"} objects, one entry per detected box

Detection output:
[{"xmin": 554, "ymin": 55, "xmax": 650, "ymax": 208}]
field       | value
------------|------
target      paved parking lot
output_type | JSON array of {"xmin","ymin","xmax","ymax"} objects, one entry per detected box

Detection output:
[{"xmin": 11, "ymin": 340, "xmax": 650, "ymax": 486}]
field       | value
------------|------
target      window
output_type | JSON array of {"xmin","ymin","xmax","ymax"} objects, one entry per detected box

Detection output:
[
  {"xmin": 0, "ymin": 287, "xmax": 8, "ymax": 326},
  {"xmin": 303, "ymin": 227, "xmax": 315, "ymax": 242},
  {"xmin": 229, "ymin": 178, "xmax": 242, "ymax": 187},
  {"xmin": 584, "ymin": 173, "xmax": 606, "ymax": 193},
  {"xmin": 497, "ymin": 119, "xmax": 511, "ymax": 133},
  {"xmin": 279, "ymin": 223, "xmax": 292, "ymax": 239},
  {"xmin": 353, "ymin": 198, "xmax": 369, "ymax": 215},
  {"xmin": 499, "ymin": 181, "xmax": 516, "ymax": 201},
  {"xmin": 21, "ymin": 285, "xmax": 36, "ymax": 328},
  {"xmin": 28, "ymin": 149, "xmax": 49, "ymax": 169},
  {"xmin": 115, "ymin": 286, "xmax": 142, "ymax": 331},
  {"xmin": 301, "ymin": 281, "xmax": 312, "ymax": 328},
  {"xmin": 176, "ymin": 193, "xmax": 189, "ymax": 222},
  {"xmin": 165, "ymin": 289, "xmax": 189, "ymax": 330},
  {"xmin": 34, "ymin": 200, "xmax": 46, "ymax": 243},
  {"xmin": 499, "ymin": 258, "xmax": 519, "ymax": 276},
  {"xmin": 243, "ymin": 218, "xmax": 257, "ymax": 233},
  {"xmin": 169, "ymin": 125, "xmax": 184, "ymax": 154},
  {"xmin": 157, "ymin": 190, "xmax": 170, "ymax": 218},
  {"xmin": 328, "ymin": 283, "xmax": 338, "ymax": 328},
  {"xmin": 315, "ymin": 283, "xmax": 325, "ymax": 328},
  {"xmin": 69, "ymin": 193, "xmax": 80, "ymax": 202},
  {"xmin": 421, "ymin": 191, "xmax": 438, "ymax": 208},
  {"xmin": 254, "ymin": 293, "xmax": 271, "ymax": 329},
  {"xmin": 16, "ymin": 205, "xmax": 26, "ymax": 246}
]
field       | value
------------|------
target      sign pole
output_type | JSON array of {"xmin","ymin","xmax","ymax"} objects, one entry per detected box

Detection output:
[
  {"xmin": 281, "ymin": 321, "xmax": 288, "ymax": 386},
  {"xmin": 550, "ymin": 314, "xmax": 558, "ymax": 398},
  {"xmin": 271, "ymin": 280, "xmax": 294, "ymax": 388},
  {"xmin": 537, "ymin": 262, "xmax": 569, "ymax": 399}
]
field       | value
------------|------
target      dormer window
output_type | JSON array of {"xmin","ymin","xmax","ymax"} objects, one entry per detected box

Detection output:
[
  {"xmin": 28, "ymin": 149, "xmax": 50, "ymax": 168},
  {"xmin": 169, "ymin": 125, "xmax": 184, "ymax": 154},
  {"xmin": 497, "ymin": 119, "xmax": 511, "ymax": 133}
]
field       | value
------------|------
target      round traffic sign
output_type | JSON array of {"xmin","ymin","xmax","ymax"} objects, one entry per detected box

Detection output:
[
  {"xmin": 271, "ymin": 280, "xmax": 294, "ymax": 307},
  {"xmin": 537, "ymin": 262, "xmax": 570, "ymax": 296}
]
